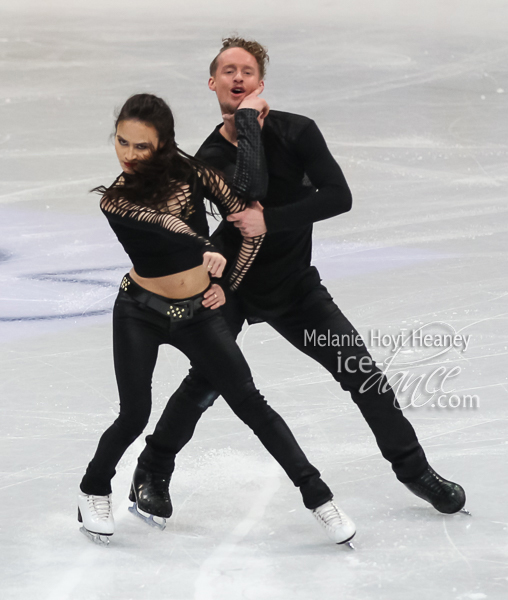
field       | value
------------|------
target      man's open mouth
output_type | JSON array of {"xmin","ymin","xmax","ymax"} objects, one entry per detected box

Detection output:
[{"xmin": 231, "ymin": 88, "xmax": 245, "ymax": 96}]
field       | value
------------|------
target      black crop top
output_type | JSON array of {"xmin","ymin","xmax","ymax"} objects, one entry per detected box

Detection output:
[{"xmin": 100, "ymin": 109, "xmax": 266, "ymax": 291}]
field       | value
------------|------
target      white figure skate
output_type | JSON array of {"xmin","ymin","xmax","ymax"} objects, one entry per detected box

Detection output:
[
  {"xmin": 311, "ymin": 500, "xmax": 356, "ymax": 548},
  {"xmin": 78, "ymin": 493, "xmax": 114, "ymax": 546}
]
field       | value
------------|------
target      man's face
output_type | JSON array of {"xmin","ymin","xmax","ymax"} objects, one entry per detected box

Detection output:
[{"xmin": 208, "ymin": 47, "xmax": 264, "ymax": 114}]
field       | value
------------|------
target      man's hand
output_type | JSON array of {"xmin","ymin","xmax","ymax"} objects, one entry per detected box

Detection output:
[
  {"xmin": 238, "ymin": 84, "xmax": 269, "ymax": 129},
  {"xmin": 226, "ymin": 201, "xmax": 267, "ymax": 237},
  {"xmin": 202, "ymin": 283, "xmax": 226, "ymax": 310},
  {"xmin": 202, "ymin": 251, "xmax": 226, "ymax": 278}
]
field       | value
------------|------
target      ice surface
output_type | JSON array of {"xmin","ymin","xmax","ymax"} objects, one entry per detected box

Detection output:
[{"xmin": 1, "ymin": 1, "xmax": 507, "ymax": 599}]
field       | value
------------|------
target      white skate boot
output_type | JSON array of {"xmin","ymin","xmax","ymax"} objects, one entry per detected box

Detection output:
[
  {"xmin": 311, "ymin": 500, "xmax": 356, "ymax": 548},
  {"xmin": 78, "ymin": 493, "xmax": 114, "ymax": 545}
]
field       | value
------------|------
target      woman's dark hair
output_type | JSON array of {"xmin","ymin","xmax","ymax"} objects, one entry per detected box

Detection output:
[{"xmin": 92, "ymin": 93, "xmax": 201, "ymax": 215}]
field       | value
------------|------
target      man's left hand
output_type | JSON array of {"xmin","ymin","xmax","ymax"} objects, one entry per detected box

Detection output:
[{"xmin": 226, "ymin": 201, "xmax": 267, "ymax": 237}]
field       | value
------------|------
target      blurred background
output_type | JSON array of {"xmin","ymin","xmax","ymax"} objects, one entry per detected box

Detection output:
[{"xmin": 1, "ymin": 1, "xmax": 507, "ymax": 599}]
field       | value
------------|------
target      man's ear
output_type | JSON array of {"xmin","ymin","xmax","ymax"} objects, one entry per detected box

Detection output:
[
  {"xmin": 208, "ymin": 77, "xmax": 216, "ymax": 92},
  {"xmin": 258, "ymin": 80, "xmax": 265, "ymax": 93}
]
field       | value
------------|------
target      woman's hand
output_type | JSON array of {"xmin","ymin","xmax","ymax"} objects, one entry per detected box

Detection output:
[
  {"xmin": 238, "ymin": 85, "xmax": 269, "ymax": 128},
  {"xmin": 202, "ymin": 283, "xmax": 226, "ymax": 309},
  {"xmin": 202, "ymin": 251, "xmax": 226, "ymax": 278}
]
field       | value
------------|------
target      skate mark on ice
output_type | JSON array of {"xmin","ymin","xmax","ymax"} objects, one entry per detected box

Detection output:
[
  {"xmin": 442, "ymin": 518, "xmax": 473, "ymax": 570},
  {"xmin": 0, "ymin": 464, "xmax": 96, "ymax": 491},
  {"xmin": 44, "ymin": 546, "xmax": 100, "ymax": 600},
  {"xmin": 44, "ymin": 441, "xmax": 145, "ymax": 600},
  {"xmin": 0, "ymin": 177, "xmax": 101, "ymax": 205},
  {"xmin": 307, "ymin": 44, "xmax": 508, "ymax": 103},
  {"xmin": 194, "ymin": 463, "xmax": 281, "ymax": 600},
  {"xmin": 417, "ymin": 419, "xmax": 508, "ymax": 445},
  {"xmin": 398, "ymin": 304, "xmax": 508, "ymax": 333},
  {"xmin": 333, "ymin": 418, "xmax": 506, "ymax": 471},
  {"xmin": 23, "ymin": 351, "xmax": 115, "ymax": 405},
  {"xmin": 78, "ymin": 291, "xmax": 118, "ymax": 317}
]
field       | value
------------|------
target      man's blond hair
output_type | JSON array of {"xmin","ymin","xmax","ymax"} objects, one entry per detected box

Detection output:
[{"xmin": 209, "ymin": 36, "xmax": 269, "ymax": 79}]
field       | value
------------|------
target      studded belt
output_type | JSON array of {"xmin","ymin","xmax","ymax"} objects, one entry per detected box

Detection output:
[{"xmin": 119, "ymin": 274, "xmax": 205, "ymax": 321}]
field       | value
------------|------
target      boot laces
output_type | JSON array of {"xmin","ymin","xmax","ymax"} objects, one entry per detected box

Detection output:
[
  {"xmin": 314, "ymin": 501, "xmax": 346, "ymax": 528},
  {"xmin": 88, "ymin": 495, "xmax": 112, "ymax": 520},
  {"xmin": 420, "ymin": 470, "xmax": 447, "ymax": 496}
]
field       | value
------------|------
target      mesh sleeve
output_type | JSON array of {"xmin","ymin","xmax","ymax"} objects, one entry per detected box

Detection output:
[
  {"xmin": 232, "ymin": 108, "xmax": 268, "ymax": 200},
  {"xmin": 196, "ymin": 109, "xmax": 267, "ymax": 290},
  {"xmin": 198, "ymin": 167, "xmax": 265, "ymax": 291},
  {"xmin": 100, "ymin": 196, "xmax": 217, "ymax": 255}
]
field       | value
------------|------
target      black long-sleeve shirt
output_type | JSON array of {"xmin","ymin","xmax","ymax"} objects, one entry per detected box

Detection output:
[{"xmin": 196, "ymin": 109, "xmax": 352, "ymax": 315}]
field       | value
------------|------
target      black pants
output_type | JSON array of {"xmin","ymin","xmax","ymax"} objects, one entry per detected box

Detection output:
[
  {"xmin": 80, "ymin": 283, "xmax": 332, "ymax": 509},
  {"xmin": 139, "ymin": 278, "xmax": 428, "ymax": 483}
]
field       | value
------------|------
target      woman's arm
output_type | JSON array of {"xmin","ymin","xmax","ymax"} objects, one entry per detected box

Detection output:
[
  {"xmin": 196, "ymin": 108, "xmax": 268, "ymax": 291},
  {"xmin": 197, "ymin": 168, "xmax": 265, "ymax": 291},
  {"xmin": 231, "ymin": 108, "xmax": 268, "ymax": 201},
  {"xmin": 100, "ymin": 195, "xmax": 219, "ymax": 257}
]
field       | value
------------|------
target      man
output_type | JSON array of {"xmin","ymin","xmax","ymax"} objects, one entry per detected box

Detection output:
[{"xmin": 133, "ymin": 37, "xmax": 466, "ymax": 541}]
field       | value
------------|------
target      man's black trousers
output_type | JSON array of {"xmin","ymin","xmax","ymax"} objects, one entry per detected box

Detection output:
[{"xmin": 138, "ymin": 278, "xmax": 428, "ymax": 484}]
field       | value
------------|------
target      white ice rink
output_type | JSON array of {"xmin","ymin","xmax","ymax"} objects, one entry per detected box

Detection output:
[{"xmin": 1, "ymin": 1, "xmax": 507, "ymax": 598}]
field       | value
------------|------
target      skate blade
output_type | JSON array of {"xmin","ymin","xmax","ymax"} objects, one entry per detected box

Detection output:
[
  {"xmin": 79, "ymin": 526, "xmax": 111, "ymax": 546},
  {"xmin": 337, "ymin": 534, "xmax": 356, "ymax": 550},
  {"xmin": 460, "ymin": 507, "xmax": 472, "ymax": 516},
  {"xmin": 128, "ymin": 503, "xmax": 166, "ymax": 530}
]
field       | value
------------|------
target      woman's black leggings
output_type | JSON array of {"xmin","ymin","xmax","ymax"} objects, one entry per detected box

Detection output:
[{"xmin": 80, "ymin": 281, "xmax": 332, "ymax": 510}]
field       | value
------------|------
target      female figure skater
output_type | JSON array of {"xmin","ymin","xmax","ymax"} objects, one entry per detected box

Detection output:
[{"xmin": 78, "ymin": 93, "xmax": 355, "ymax": 546}]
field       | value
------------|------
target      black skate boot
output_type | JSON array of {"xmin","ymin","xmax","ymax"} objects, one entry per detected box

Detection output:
[
  {"xmin": 128, "ymin": 466, "xmax": 173, "ymax": 529},
  {"xmin": 404, "ymin": 466, "xmax": 467, "ymax": 514}
]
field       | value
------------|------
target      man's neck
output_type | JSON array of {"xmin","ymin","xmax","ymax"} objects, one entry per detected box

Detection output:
[{"xmin": 219, "ymin": 113, "xmax": 238, "ymax": 147}]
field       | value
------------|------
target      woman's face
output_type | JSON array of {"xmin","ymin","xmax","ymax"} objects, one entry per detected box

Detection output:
[{"xmin": 115, "ymin": 119, "xmax": 159, "ymax": 174}]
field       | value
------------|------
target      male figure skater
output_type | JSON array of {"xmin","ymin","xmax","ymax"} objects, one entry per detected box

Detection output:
[{"xmin": 133, "ymin": 37, "xmax": 466, "ymax": 540}]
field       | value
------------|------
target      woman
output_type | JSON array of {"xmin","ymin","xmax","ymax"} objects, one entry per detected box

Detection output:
[{"xmin": 78, "ymin": 93, "xmax": 355, "ymax": 546}]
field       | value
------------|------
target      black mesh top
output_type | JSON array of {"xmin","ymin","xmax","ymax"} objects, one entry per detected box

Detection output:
[{"xmin": 100, "ymin": 109, "xmax": 266, "ymax": 291}]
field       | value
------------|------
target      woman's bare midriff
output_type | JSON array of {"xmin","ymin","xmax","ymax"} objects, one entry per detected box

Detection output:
[{"xmin": 129, "ymin": 264, "xmax": 210, "ymax": 299}]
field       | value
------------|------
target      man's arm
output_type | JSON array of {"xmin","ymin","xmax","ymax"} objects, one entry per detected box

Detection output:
[{"xmin": 262, "ymin": 119, "xmax": 352, "ymax": 232}]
